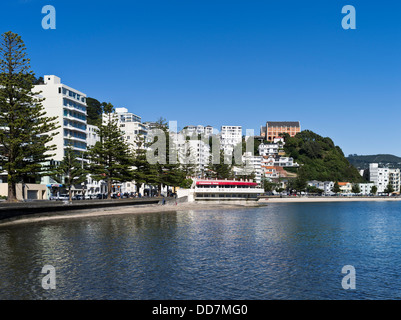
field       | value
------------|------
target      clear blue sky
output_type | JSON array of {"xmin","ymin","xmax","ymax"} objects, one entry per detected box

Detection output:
[{"xmin": 1, "ymin": 0, "xmax": 401, "ymax": 156}]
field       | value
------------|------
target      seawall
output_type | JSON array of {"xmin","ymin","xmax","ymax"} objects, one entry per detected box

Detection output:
[{"xmin": 0, "ymin": 198, "xmax": 160, "ymax": 223}]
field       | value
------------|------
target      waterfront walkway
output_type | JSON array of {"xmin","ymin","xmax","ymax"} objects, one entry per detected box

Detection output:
[{"xmin": 0, "ymin": 198, "xmax": 161, "ymax": 222}]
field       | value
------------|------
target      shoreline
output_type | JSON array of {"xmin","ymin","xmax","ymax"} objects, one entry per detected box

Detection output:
[
  {"xmin": 259, "ymin": 197, "xmax": 401, "ymax": 203},
  {"xmin": 1, "ymin": 196, "xmax": 400, "ymax": 227},
  {"xmin": 0, "ymin": 202, "xmax": 261, "ymax": 227}
]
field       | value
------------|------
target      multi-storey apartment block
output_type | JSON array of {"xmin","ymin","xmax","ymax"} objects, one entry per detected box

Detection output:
[
  {"xmin": 34, "ymin": 75, "xmax": 88, "ymax": 161},
  {"xmin": 173, "ymin": 133, "xmax": 211, "ymax": 178},
  {"xmin": 220, "ymin": 125, "xmax": 242, "ymax": 155},
  {"xmin": 181, "ymin": 125, "xmax": 214, "ymax": 137}
]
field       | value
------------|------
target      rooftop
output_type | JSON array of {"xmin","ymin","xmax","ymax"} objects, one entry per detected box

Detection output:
[{"xmin": 266, "ymin": 121, "xmax": 300, "ymax": 127}]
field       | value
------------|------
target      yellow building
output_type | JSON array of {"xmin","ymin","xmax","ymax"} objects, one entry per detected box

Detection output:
[
  {"xmin": 0, "ymin": 183, "xmax": 48, "ymax": 201},
  {"xmin": 338, "ymin": 182, "xmax": 352, "ymax": 194}
]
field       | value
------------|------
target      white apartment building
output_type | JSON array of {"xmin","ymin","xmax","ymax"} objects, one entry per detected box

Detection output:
[
  {"xmin": 261, "ymin": 155, "xmax": 298, "ymax": 168},
  {"xmin": 112, "ymin": 107, "xmax": 148, "ymax": 149},
  {"xmin": 173, "ymin": 133, "xmax": 211, "ymax": 178},
  {"xmin": 34, "ymin": 75, "xmax": 88, "ymax": 161},
  {"xmin": 276, "ymin": 157, "xmax": 298, "ymax": 167},
  {"xmin": 369, "ymin": 163, "xmax": 400, "ymax": 193},
  {"xmin": 369, "ymin": 163, "xmax": 388, "ymax": 193},
  {"xmin": 115, "ymin": 107, "xmax": 141, "ymax": 123},
  {"xmin": 358, "ymin": 183, "xmax": 375, "ymax": 195},
  {"xmin": 258, "ymin": 143, "xmax": 280, "ymax": 157},
  {"xmin": 324, "ymin": 181, "xmax": 335, "ymax": 194},
  {"xmin": 389, "ymin": 168, "xmax": 400, "ymax": 193},
  {"xmin": 307, "ymin": 180, "xmax": 335, "ymax": 194},
  {"xmin": 34, "ymin": 75, "xmax": 88, "ymax": 198},
  {"xmin": 234, "ymin": 152, "xmax": 262, "ymax": 184},
  {"xmin": 220, "ymin": 126, "xmax": 242, "ymax": 155},
  {"xmin": 120, "ymin": 121, "xmax": 148, "ymax": 149},
  {"xmin": 181, "ymin": 125, "xmax": 214, "ymax": 137},
  {"xmin": 86, "ymin": 124, "xmax": 99, "ymax": 147},
  {"xmin": 102, "ymin": 107, "xmax": 147, "ymax": 148}
]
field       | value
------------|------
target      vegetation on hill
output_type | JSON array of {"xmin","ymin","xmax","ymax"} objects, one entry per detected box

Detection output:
[
  {"xmin": 282, "ymin": 130, "xmax": 365, "ymax": 183},
  {"xmin": 347, "ymin": 154, "xmax": 401, "ymax": 170}
]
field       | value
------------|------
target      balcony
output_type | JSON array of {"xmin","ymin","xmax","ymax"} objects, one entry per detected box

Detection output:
[
  {"xmin": 64, "ymin": 104, "xmax": 87, "ymax": 116},
  {"xmin": 63, "ymin": 114, "xmax": 87, "ymax": 124},
  {"xmin": 64, "ymin": 124, "xmax": 87, "ymax": 133}
]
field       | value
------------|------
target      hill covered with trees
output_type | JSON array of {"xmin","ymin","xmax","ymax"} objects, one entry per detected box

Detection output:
[
  {"xmin": 282, "ymin": 130, "xmax": 365, "ymax": 183},
  {"xmin": 347, "ymin": 154, "xmax": 401, "ymax": 170}
]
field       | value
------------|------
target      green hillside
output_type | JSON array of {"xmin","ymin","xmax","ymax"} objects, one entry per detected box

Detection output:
[
  {"xmin": 283, "ymin": 130, "xmax": 365, "ymax": 183},
  {"xmin": 347, "ymin": 154, "xmax": 401, "ymax": 169}
]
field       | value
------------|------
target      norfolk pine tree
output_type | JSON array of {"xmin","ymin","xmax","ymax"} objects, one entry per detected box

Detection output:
[
  {"xmin": 131, "ymin": 134, "xmax": 151, "ymax": 195},
  {"xmin": 86, "ymin": 103, "xmax": 134, "ymax": 199},
  {"xmin": 146, "ymin": 118, "xmax": 185, "ymax": 196},
  {"xmin": 0, "ymin": 31, "xmax": 59, "ymax": 202},
  {"xmin": 50, "ymin": 146, "xmax": 87, "ymax": 203}
]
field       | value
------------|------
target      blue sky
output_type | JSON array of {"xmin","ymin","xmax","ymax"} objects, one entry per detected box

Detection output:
[{"xmin": 1, "ymin": 0, "xmax": 401, "ymax": 156}]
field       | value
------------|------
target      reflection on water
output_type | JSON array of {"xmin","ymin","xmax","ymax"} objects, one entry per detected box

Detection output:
[{"xmin": 1, "ymin": 201, "xmax": 401, "ymax": 299}]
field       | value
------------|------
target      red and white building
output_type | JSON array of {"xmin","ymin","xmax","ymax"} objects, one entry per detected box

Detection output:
[{"xmin": 188, "ymin": 179, "xmax": 264, "ymax": 201}]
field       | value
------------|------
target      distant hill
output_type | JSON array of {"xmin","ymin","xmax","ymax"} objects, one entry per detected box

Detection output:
[
  {"xmin": 282, "ymin": 130, "xmax": 365, "ymax": 183},
  {"xmin": 347, "ymin": 154, "xmax": 401, "ymax": 170}
]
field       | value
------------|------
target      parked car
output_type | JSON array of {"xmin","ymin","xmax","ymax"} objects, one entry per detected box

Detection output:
[
  {"xmin": 97, "ymin": 193, "xmax": 107, "ymax": 199},
  {"xmin": 57, "ymin": 194, "xmax": 69, "ymax": 200}
]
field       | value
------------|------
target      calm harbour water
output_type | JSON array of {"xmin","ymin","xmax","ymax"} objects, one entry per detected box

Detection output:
[{"xmin": 1, "ymin": 201, "xmax": 401, "ymax": 300}]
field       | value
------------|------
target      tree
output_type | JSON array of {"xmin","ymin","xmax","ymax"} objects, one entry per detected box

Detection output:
[
  {"xmin": 33, "ymin": 76, "xmax": 44, "ymax": 85},
  {"xmin": 371, "ymin": 185, "xmax": 378, "ymax": 195},
  {"xmin": 178, "ymin": 138, "xmax": 197, "ymax": 178},
  {"xmin": 291, "ymin": 167, "xmax": 308, "ymax": 192},
  {"xmin": 282, "ymin": 130, "xmax": 365, "ymax": 183},
  {"xmin": 86, "ymin": 97, "xmax": 103, "ymax": 126},
  {"xmin": 205, "ymin": 150, "xmax": 234, "ymax": 180},
  {"xmin": 306, "ymin": 185, "xmax": 324, "ymax": 195},
  {"xmin": 146, "ymin": 118, "xmax": 190, "ymax": 195},
  {"xmin": 0, "ymin": 31, "xmax": 59, "ymax": 202},
  {"xmin": 351, "ymin": 184, "xmax": 360, "ymax": 194},
  {"xmin": 179, "ymin": 178, "xmax": 193, "ymax": 189},
  {"xmin": 155, "ymin": 117, "xmax": 168, "ymax": 130},
  {"xmin": 262, "ymin": 178, "xmax": 276, "ymax": 192},
  {"xmin": 50, "ymin": 146, "xmax": 87, "ymax": 202},
  {"xmin": 333, "ymin": 181, "xmax": 341, "ymax": 194},
  {"xmin": 384, "ymin": 183, "xmax": 394, "ymax": 194},
  {"xmin": 131, "ymin": 135, "xmax": 151, "ymax": 195},
  {"xmin": 87, "ymin": 102, "xmax": 134, "ymax": 199}
]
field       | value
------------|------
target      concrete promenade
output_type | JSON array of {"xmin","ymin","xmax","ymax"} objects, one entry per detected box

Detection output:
[{"xmin": 0, "ymin": 198, "xmax": 161, "ymax": 222}]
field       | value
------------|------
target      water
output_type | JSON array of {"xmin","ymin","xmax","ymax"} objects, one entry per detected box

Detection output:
[{"xmin": 1, "ymin": 201, "xmax": 401, "ymax": 300}]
